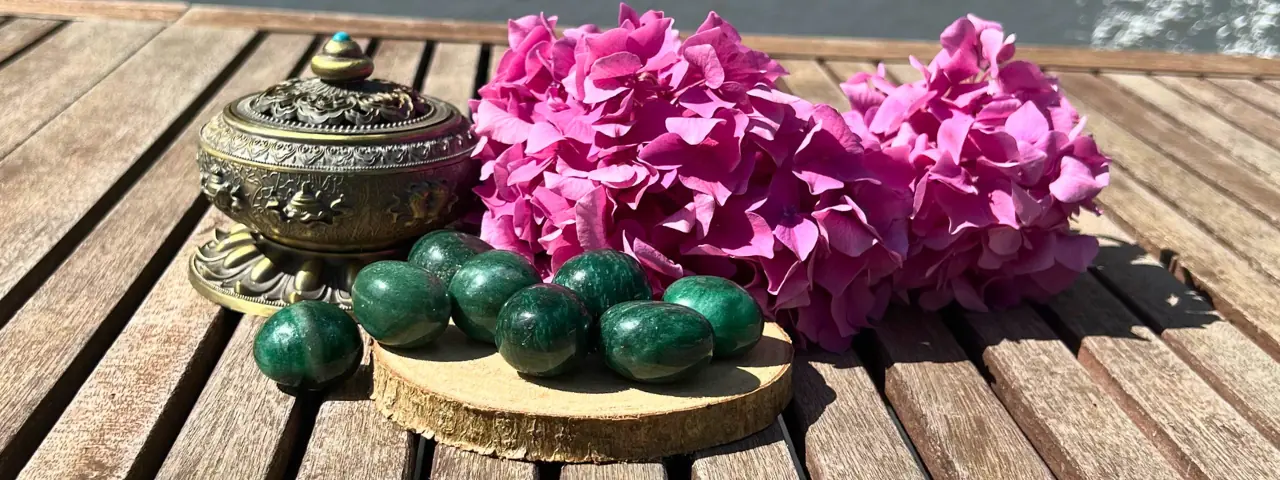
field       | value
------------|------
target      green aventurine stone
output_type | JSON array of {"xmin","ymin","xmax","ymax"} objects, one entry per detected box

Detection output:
[
  {"xmin": 253, "ymin": 300, "xmax": 362, "ymax": 391},
  {"xmin": 352, "ymin": 261, "xmax": 450, "ymax": 348},
  {"xmin": 495, "ymin": 284, "xmax": 592, "ymax": 377},
  {"xmin": 449, "ymin": 250, "xmax": 541, "ymax": 344},
  {"xmin": 599, "ymin": 301, "xmax": 714, "ymax": 383},
  {"xmin": 551, "ymin": 250, "xmax": 653, "ymax": 319},
  {"xmin": 662, "ymin": 275, "xmax": 764, "ymax": 358},
  {"xmin": 407, "ymin": 230, "xmax": 493, "ymax": 286}
]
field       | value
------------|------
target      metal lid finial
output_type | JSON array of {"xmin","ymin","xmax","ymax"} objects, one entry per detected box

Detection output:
[{"xmin": 310, "ymin": 32, "xmax": 373, "ymax": 82}]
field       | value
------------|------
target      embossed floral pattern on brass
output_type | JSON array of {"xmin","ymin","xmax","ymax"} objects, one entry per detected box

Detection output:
[
  {"xmin": 265, "ymin": 181, "xmax": 350, "ymax": 225},
  {"xmin": 249, "ymin": 78, "xmax": 429, "ymax": 127},
  {"xmin": 190, "ymin": 31, "xmax": 479, "ymax": 315}
]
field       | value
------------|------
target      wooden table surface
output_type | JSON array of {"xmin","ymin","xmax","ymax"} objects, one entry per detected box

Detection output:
[{"xmin": 2, "ymin": 3, "xmax": 1280, "ymax": 479}]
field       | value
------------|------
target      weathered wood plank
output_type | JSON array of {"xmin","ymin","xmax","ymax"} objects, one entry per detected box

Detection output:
[
  {"xmin": 0, "ymin": 18, "xmax": 59, "ymax": 63},
  {"xmin": 174, "ymin": 4, "xmax": 1280, "ymax": 77},
  {"xmin": 1103, "ymin": 72, "xmax": 1280, "ymax": 188},
  {"xmin": 0, "ymin": 25, "xmax": 254, "ymax": 477},
  {"xmin": 370, "ymin": 39, "xmax": 426, "ymax": 87},
  {"xmin": 1048, "ymin": 99, "xmax": 1280, "ymax": 279},
  {"xmin": 962, "ymin": 307, "xmax": 1181, "ymax": 479},
  {"xmin": 0, "ymin": 24, "xmax": 254, "ymax": 309},
  {"xmin": 156, "ymin": 315, "xmax": 304, "ymax": 479},
  {"xmin": 13, "ymin": 34, "xmax": 314, "ymax": 480},
  {"xmin": 1158, "ymin": 75, "xmax": 1280, "ymax": 153},
  {"xmin": 296, "ymin": 386, "xmax": 415, "ymax": 480},
  {"xmin": 876, "ymin": 308, "xmax": 1053, "ymax": 480},
  {"xmin": 1075, "ymin": 213, "xmax": 1280, "ymax": 447},
  {"xmin": 1043, "ymin": 274, "xmax": 1280, "ymax": 478},
  {"xmin": 0, "ymin": 20, "xmax": 163, "ymax": 161},
  {"xmin": 0, "ymin": 0, "xmax": 188, "ymax": 22},
  {"xmin": 17, "ymin": 212, "xmax": 232, "ymax": 480},
  {"xmin": 823, "ymin": 59, "xmax": 878, "ymax": 79},
  {"xmin": 776, "ymin": 59, "xmax": 849, "ymax": 112},
  {"xmin": 1208, "ymin": 77, "xmax": 1280, "ymax": 119},
  {"xmin": 430, "ymin": 445, "xmax": 537, "ymax": 480},
  {"xmin": 790, "ymin": 351, "xmax": 925, "ymax": 480},
  {"xmin": 561, "ymin": 462, "xmax": 665, "ymax": 480},
  {"xmin": 1089, "ymin": 168, "xmax": 1280, "ymax": 358},
  {"xmin": 1056, "ymin": 71, "xmax": 1280, "ymax": 226},
  {"xmin": 880, "ymin": 62, "xmax": 925, "ymax": 83},
  {"xmin": 692, "ymin": 420, "xmax": 802, "ymax": 480},
  {"xmin": 293, "ymin": 38, "xmax": 424, "ymax": 480},
  {"xmin": 179, "ymin": 5, "xmax": 509, "ymax": 44},
  {"xmin": 423, "ymin": 42, "xmax": 481, "ymax": 112}
]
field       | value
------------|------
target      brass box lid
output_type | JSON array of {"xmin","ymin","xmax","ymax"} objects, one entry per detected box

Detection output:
[{"xmin": 213, "ymin": 32, "xmax": 470, "ymax": 157}]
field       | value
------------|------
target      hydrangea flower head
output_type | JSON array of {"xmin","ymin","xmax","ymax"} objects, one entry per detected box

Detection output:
[{"xmin": 840, "ymin": 14, "xmax": 1110, "ymax": 311}]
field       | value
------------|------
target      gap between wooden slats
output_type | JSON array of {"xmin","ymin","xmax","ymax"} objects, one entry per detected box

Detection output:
[
  {"xmin": 832, "ymin": 60, "xmax": 1181, "ymax": 479},
  {"xmin": 1054, "ymin": 72, "xmax": 1280, "ymax": 227},
  {"xmin": 1046, "ymin": 76, "xmax": 1280, "ymax": 358},
  {"xmin": 293, "ymin": 38, "xmax": 429, "ymax": 480},
  {"xmin": 788, "ymin": 350, "xmax": 926, "ymax": 480},
  {"xmin": 1049, "ymin": 84, "xmax": 1280, "ymax": 282},
  {"xmin": 692, "ymin": 418, "xmax": 804, "ymax": 480},
  {"xmin": 0, "ymin": 23, "xmax": 247, "ymax": 324},
  {"xmin": 775, "ymin": 59, "xmax": 849, "ymax": 113},
  {"xmin": 561, "ymin": 462, "xmax": 665, "ymax": 480},
  {"xmin": 424, "ymin": 42, "xmax": 482, "ymax": 112},
  {"xmin": 430, "ymin": 445, "xmax": 537, "ymax": 480},
  {"xmin": 868, "ymin": 62, "xmax": 1280, "ymax": 364},
  {"xmin": 957, "ymin": 307, "xmax": 1181, "ymax": 479},
  {"xmin": 1076, "ymin": 213, "xmax": 1280, "ymax": 449},
  {"xmin": 11, "ymin": 33, "xmax": 317, "ymax": 480},
  {"xmin": 0, "ymin": 20, "xmax": 163, "ymax": 163},
  {"xmin": 156, "ymin": 314, "xmax": 311, "ymax": 479},
  {"xmin": 0, "ymin": 18, "xmax": 61, "ymax": 66},
  {"xmin": 749, "ymin": 57, "xmax": 934, "ymax": 480},
  {"xmin": 1101, "ymin": 72, "xmax": 1280, "ymax": 190},
  {"xmin": 1038, "ymin": 273, "xmax": 1280, "ymax": 478},
  {"xmin": 1157, "ymin": 75, "xmax": 1280, "ymax": 155},
  {"xmin": 874, "ymin": 307, "xmax": 1055, "ymax": 480},
  {"xmin": 1098, "ymin": 166, "xmax": 1280, "ymax": 358},
  {"xmin": 418, "ymin": 40, "xmax": 558, "ymax": 480},
  {"xmin": 0, "ymin": 24, "xmax": 256, "ymax": 478},
  {"xmin": 779, "ymin": 58, "xmax": 1047, "ymax": 480},
  {"xmin": 1207, "ymin": 77, "xmax": 1280, "ymax": 120}
]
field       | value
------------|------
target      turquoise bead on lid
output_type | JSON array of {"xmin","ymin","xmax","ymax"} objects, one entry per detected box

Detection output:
[{"xmin": 333, "ymin": 31, "xmax": 351, "ymax": 41}]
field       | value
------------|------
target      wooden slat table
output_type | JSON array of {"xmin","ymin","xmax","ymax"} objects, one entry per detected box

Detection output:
[{"xmin": 2, "ymin": 3, "xmax": 1280, "ymax": 479}]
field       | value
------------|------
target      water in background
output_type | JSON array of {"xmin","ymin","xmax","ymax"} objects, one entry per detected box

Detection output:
[{"xmin": 198, "ymin": 0, "xmax": 1280, "ymax": 57}]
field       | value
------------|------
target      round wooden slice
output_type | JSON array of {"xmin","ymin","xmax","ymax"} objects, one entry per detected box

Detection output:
[{"xmin": 370, "ymin": 322, "xmax": 792, "ymax": 463}]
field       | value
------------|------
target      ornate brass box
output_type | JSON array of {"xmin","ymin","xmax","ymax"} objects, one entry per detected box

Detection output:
[{"xmin": 190, "ymin": 33, "xmax": 478, "ymax": 316}]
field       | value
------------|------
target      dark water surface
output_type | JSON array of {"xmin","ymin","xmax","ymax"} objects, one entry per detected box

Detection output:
[{"xmin": 185, "ymin": 0, "xmax": 1279, "ymax": 56}]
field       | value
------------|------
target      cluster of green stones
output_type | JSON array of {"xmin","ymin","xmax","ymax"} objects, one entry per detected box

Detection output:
[{"xmin": 252, "ymin": 230, "xmax": 766, "ymax": 389}]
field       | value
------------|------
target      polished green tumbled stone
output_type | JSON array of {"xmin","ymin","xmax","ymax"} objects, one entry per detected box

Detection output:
[
  {"xmin": 662, "ymin": 275, "xmax": 764, "ymax": 358},
  {"xmin": 551, "ymin": 250, "xmax": 653, "ymax": 319},
  {"xmin": 449, "ymin": 250, "xmax": 541, "ymax": 344},
  {"xmin": 253, "ymin": 300, "xmax": 363, "ymax": 391},
  {"xmin": 495, "ymin": 284, "xmax": 592, "ymax": 377},
  {"xmin": 599, "ymin": 300, "xmax": 714, "ymax": 383},
  {"xmin": 407, "ymin": 230, "xmax": 493, "ymax": 286},
  {"xmin": 352, "ymin": 261, "xmax": 450, "ymax": 348}
]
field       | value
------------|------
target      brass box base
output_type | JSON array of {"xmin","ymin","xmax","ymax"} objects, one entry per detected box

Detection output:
[{"xmin": 188, "ymin": 223, "xmax": 400, "ymax": 317}]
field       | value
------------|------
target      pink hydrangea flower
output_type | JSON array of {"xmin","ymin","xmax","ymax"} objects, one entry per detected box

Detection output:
[
  {"xmin": 841, "ymin": 14, "xmax": 1110, "ymax": 312},
  {"xmin": 472, "ymin": 3, "xmax": 912, "ymax": 351}
]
